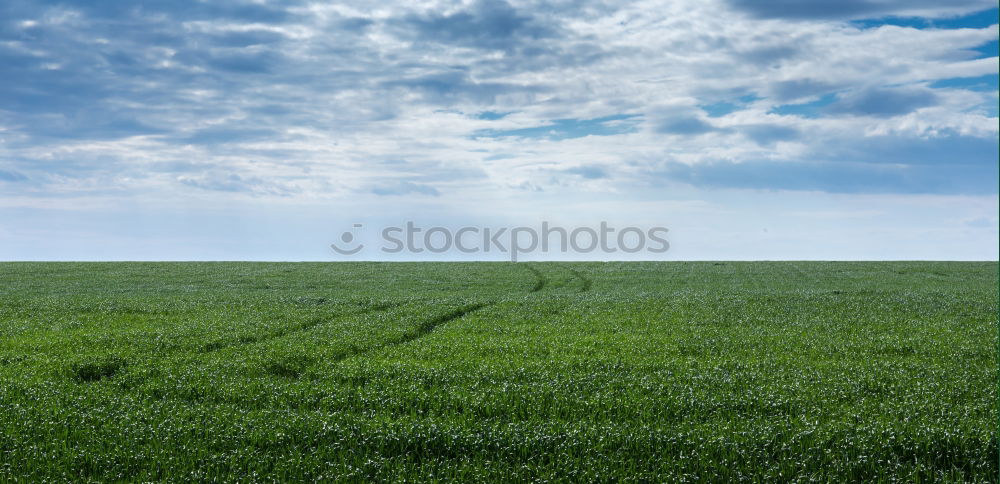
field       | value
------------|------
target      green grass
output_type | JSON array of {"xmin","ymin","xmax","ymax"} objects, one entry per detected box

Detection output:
[{"xmin": 0, "ymin": 261, "xmax": 996, "ymax": 482}]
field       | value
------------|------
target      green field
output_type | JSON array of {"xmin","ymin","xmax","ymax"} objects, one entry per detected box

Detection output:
[{"xmin": 0, "ymin": 262, "xmax": 996, "ymax": 481}]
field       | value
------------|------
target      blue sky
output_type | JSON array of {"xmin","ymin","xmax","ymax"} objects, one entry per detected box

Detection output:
[{"xmin": 0, "ymin": 0, "xmax": 997, "ymax": 260}]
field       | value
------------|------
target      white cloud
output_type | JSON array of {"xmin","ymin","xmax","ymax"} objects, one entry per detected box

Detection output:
[{"xmin": 0, "ymin": 0, "xmax": 995, "ymax": 258}]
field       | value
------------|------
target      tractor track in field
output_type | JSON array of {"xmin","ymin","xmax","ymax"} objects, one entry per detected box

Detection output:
[
  {"xmin": 335, "ymin": 262, "xmax": 561, "ymax": 361},
  {"xmin": 106, "ymin": 264, "xmax": 547, "ymax": 395},
  {"xmin": 94, "ymin": 301, "xmax": 488, "ymax": 394},
  {"xmin": 332, "ymin": 302, "xmax": 490, "ymax": 364},
  {"xmin": 525, "ymin": 263, "xmax": 591, "ymax": 293},
  {"xmin": 523, "ymin": 265, "xmax": 547, "ymax": 292},
  {"xmin": 122, "ymin": 264, "xmax": 540, "ymax": 390},
  {"xmin": 568, "ymin": 268, "xmax": 592, "ymax": 292},
  {"xmin": 198, "ymin": 301, "xmax": 403, "ymax": 353}
]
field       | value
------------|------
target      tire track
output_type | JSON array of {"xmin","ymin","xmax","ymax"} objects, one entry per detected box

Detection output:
[
  {"xmin": 164, "ymin": 263, "xmax": 541, "ymax": 385},
  {"xmin": 524, "ymin": 265, "xmax": 547, "ymax": 292},
  {"xmin": 339, "ymin": 261, "xmax": 545, "ymax": 361},
  {"xmin": 198, "ymin": 301, "xmax": 402, "ymax": 353},
  {"xmin": 136, "ymin": 312, "xmax": 496, "ymax": 400},
  {"xmin": 335, "ymin": 302, "xmax": 490, "ymax": 363},
  {"xmin": 125, "ymin": 263, "xmax": 541, "ymax": 396},
  {"xmin": 73, "ymin": 302, "xmax": 406, "ymax": 385},
  {"xmin": 568, "ymin": 268, "xmax": 592, "ymax": 292}
]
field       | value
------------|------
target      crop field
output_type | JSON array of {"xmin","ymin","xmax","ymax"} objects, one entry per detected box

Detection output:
[{"xmin": 0, "ymin": 261, "xmax": 996, "ymax": 481}]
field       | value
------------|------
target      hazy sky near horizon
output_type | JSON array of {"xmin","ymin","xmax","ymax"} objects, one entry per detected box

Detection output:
[{"xmin": 0, "ymin": 0, "xmax": 997, "ymax": 260}]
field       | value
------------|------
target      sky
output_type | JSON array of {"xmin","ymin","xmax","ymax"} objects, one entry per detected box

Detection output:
[{"xmin": 0, "ymin": 0, "xmax": 997, "ymax": 261}]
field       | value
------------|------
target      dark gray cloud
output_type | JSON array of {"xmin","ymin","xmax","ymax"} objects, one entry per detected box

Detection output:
[
  {"xmin": 387, "ymin": 0, "xmax": 607, "ymax": 77},
  {"xmin": 0, "ymin": 169, "xmax": 28, "ymax": 182},
  {"xmin": 474, "ymin": 115, "xmax": 638, "ymax": 140},
  {"xmin": 655, "ymin": 116, "xmax": 719, "ymax": 136},
  {"xmin": 564, "ymin": 165, "xmax": 608, "ymax": 179},
  {"xmin": 178, "ymin": 126, "xmax": 284, "ymax": 146},
  {"xmin": 2, "ymin": 0, "xmax": 301, "ymax": 25},
  {"xmin": 653, "ymin": 158, "xmax": 997, "ymax": 194},
  {"xmin": 383, "ymin": 70, "xmax": 544, "ymax": 105},
  {"xmin": 207, "ymin": 30, "xmax": 287, "ymax": 48},
  {"xmin": 738, "ymin": 44, "xmax": 801, "ymax": 67},
  {"xmin": 650, "ymin": 133, "xmax": 999, "ymax": 194},
  {"xmin": 821, "ymin": 133, "xmax": 998, "ymax": 166},
  {"xmin": 177, "ymin": 49, "xmax": 288, "ymax": 75},
  {"xmin": 767, "ymin": 79, "xmax": 837, "ymax": 103},
  {"xmin": 179, "ymin": 173, "xmax": 299, "ymax": 196},
  {"xmin": 739, "ymin": 124, "xmax": 801, "ymax": 146},
  {"xmin": 371, "ymin": 181, "xmax": 441, "ymax": 197},
  {"xmin": 21, "ymin": 115, "xmax": 164, "ymax": 141},
  {"xmin": 471, "ymin": 40, "xmax": 609, "ymax": 76},
  {"xmin": 725, "ymin": 0, "xmax": 994, "ymax": 20},
  {"xmin": 391, "ymin": 0, "xmax": 558, "ymax": 51},
  {"xmin": 824, "ymin": 86, "xmax": 940, "ymax": 117}
]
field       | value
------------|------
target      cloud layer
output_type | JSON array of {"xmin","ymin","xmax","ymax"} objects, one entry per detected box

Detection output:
[
  {"xmin": 1, "ymin": 0, "xmax": 996, "ymax": 198},
  {"xmin": 0, "ymin": 0, "xmax": 996, "ymax": 259}
]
